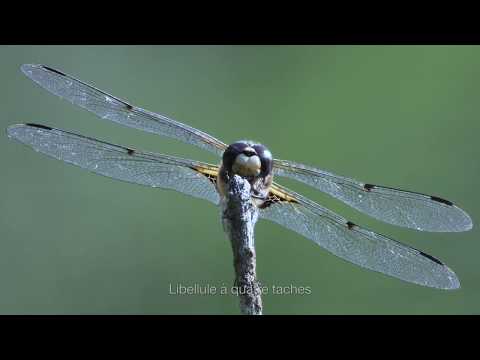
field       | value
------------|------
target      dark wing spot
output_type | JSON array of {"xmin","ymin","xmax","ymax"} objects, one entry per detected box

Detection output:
[
  {"xmin": 202, "ymin": 174, "xmax": 217, "ymax": 186},
  {"xmin": 26, "ymin": 123, "xmax": 53, "ymax": 130},
  {"xmin": 363, "ymin": 183, "xmax": 375, "ymax": 192},
  {"xmin": 258, "ymin": 193, "xmax": 282, "ymax": 209},
  {"xmin": 258, "ymin": 199, "xmax": 274, "ymax": 209},
  {"xmin": 346, "ymin": 221, "xmax": 356, "ymax": 230},
  {"xmin": 125, "ymin": 103, "xmax": 133, "ymax": 111},
  {"xmin": 430, "ymin": 196, "xmax": 453, "ymax": 206},
  {"xmin": 43, "ymin": 66, "xmax": 66, "ymax": 76},
  {"xmin": 419, "ymin": 251, "xmax": 444, "ymax": 265},
  {"xmin": 191, "ymin": 167, "xmax": 218, "ymax": 186},
  {"xmin": 126, "ymin": 148, "xmax": 135, "ymax": 155}
]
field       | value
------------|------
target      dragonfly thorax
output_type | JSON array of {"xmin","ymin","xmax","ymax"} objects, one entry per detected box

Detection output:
[{"xmin": 8, "ymin": 64, "xmax": 471, "ymax": 291}]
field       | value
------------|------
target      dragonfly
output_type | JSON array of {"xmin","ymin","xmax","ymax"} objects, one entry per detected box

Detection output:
[{"xmin": 7, "ymin": 64, "xmax": 473, "ymax": 290}]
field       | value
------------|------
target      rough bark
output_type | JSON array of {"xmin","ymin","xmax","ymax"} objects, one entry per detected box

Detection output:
[{"xmin": 221, "ymin": 175, "xmax": 262, "ymax": 315}]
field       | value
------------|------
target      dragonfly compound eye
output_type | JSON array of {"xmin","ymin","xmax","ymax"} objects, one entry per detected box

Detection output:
[{"xmin": 253, "ymin": 144, "xmax": 273, "ymax": 177}]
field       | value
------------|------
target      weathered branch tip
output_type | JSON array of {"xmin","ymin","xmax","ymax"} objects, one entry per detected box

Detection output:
[{"xmin": 221, "ymin": 175, "xmax": 262, "ymax": 315}]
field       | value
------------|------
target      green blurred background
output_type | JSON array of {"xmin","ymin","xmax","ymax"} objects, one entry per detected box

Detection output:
[{"xmin": 0, "ymin": 45, "xmax": 478, "ymax": 314}]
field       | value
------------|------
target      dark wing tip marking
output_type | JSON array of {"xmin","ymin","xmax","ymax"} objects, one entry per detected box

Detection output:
[
  {"xmin": 126, "ymin": 148, "xmax": 135, "ymax": 155},
  {"xmin": 25, "ymin": 123, "xmax": 53, "ymax": 130},
  {"xmin": 419, "ymin": 251, "xmax": 444, "ymax": 265},
  {"xmin": 346, "ymin": 221, "xmax": 357, "ymax": 230},
  {"xmin": 42, "ymin": 65, "xmax": 67, "ymax": 76},
  {"xmin": 430, "ymin": 196, "xmax": 453, "ymax": 206},
  {"xmin": 365, "ymin": 183, "xmax": 454, "ymax": 206},
  {"xmin": 125, "ymin": 103, "xmax": 133, "ymax": 110}
]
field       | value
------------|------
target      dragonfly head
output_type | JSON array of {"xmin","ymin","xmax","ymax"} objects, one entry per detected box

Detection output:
[{"xmin": 223, "ymin": 141, "xmax": 273, "ymax": 179}]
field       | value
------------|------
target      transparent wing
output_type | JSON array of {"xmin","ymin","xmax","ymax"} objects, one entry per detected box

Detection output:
[
  {"xmin": 7, "ymin": 123, "xmax": 220, "ymax": 205},
  {"xmin": 273, "ymin": 159, "xmax": 472, "ymax": 232},
  {"xmin": 21, "ymin": 64, "xmax": 228, "ymax": 156},
  {"xmin": 260, "ymin": 184, "xmax": 460, "ymax": 289}
]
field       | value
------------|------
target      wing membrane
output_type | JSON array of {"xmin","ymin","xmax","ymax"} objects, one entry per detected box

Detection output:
[
  {"xmin": 21, "ymin": 63, "xmax": 472, "ymax": 233},
  {"xmin": 21, "ymin": 64, "xmax": 228, "ymax": 156},
  {"xmin": 7, "ymin": 123, "xmax": 220, "ymax": 204},
  {"xmin": 260, "ymin": 183, "xmax": 460, "ymax": 289},
  {"xmin": 273, "ymin": 159, "xmax": 472, "ymax": 232},
  {"xmin": 6, "ymin": 122, "xmax": 463, "ymax": 289}
]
